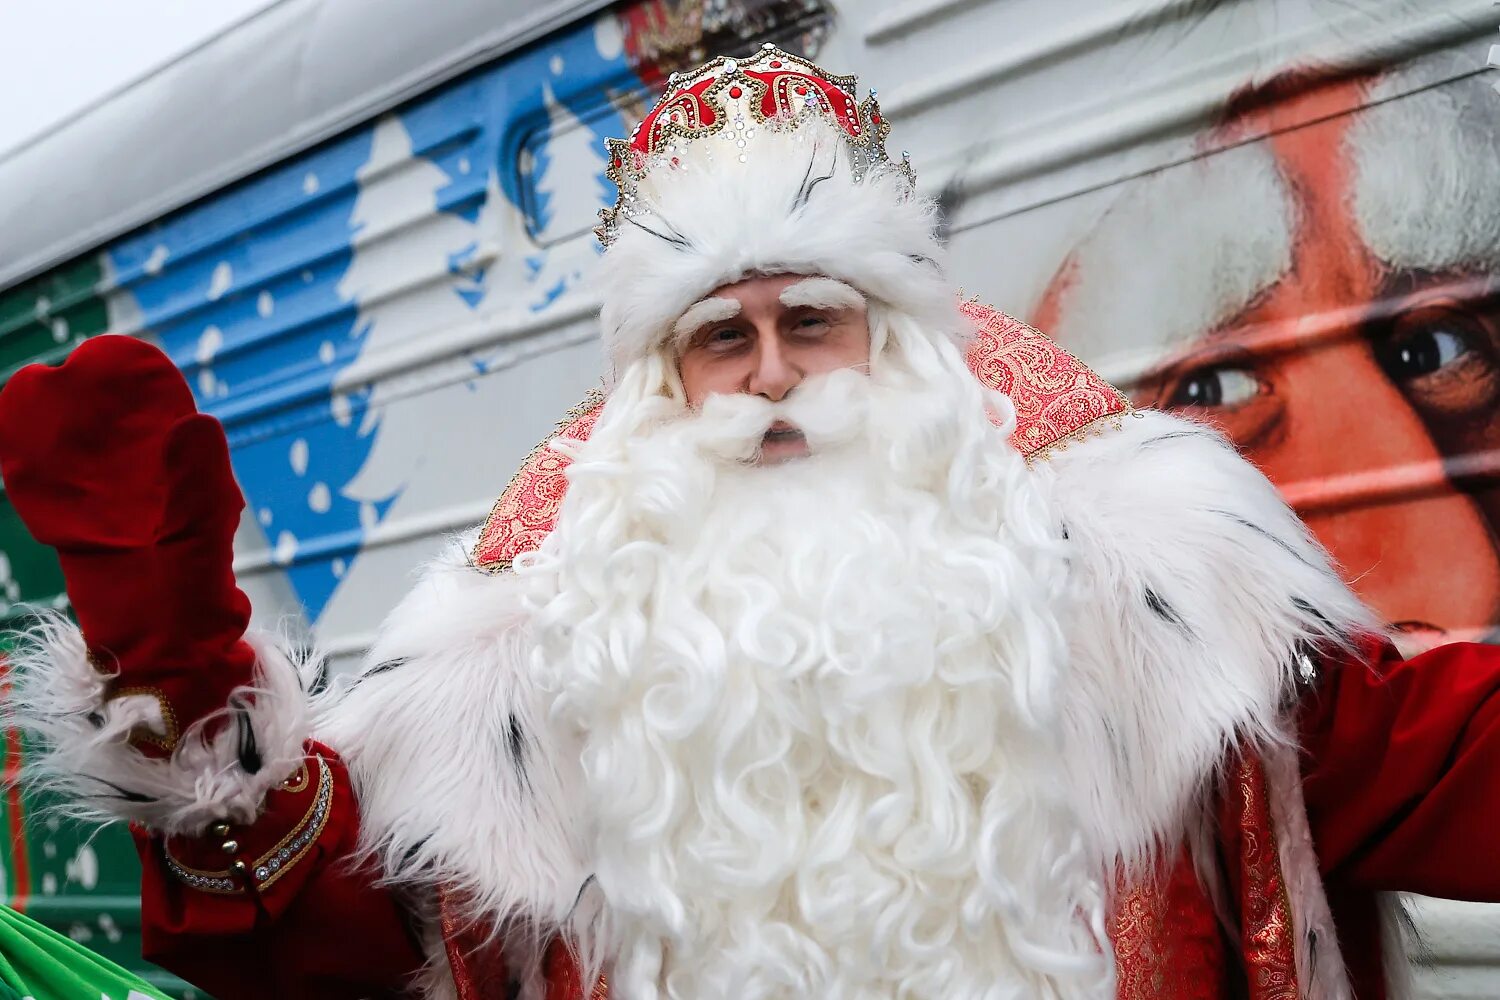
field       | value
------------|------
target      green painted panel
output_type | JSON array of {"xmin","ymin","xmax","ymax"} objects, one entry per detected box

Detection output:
[
  {"xmin": 0, "ymin": 498, "xmax": 67, "ymax": 629},
  {"xmin": 0, "ymin": 255, "xmax": 107, "ymax": 387},
  {"xmin": 3, "ymin": 791, "xmax": 204, "ymax": 998},
  {"xmin": 0, "ymin": 681, "xmax": 203, "ymax": 996},
  {"xmin": 0, "ymin": 252, "xmax": 108, "ymax": 628}
]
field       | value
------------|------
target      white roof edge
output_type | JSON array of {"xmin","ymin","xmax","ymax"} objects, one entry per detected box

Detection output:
[
  {"xmin": 0, "ymin": 0, "xmax": 297, "ymax": 165},
  {"xmin": 0, "ymin": 0, "xmax": 615, "ymax": 291}
]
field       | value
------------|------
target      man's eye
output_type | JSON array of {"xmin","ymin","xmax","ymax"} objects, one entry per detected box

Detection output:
[
  {"xmin": 701, "ymin": 327, "xmax": 747, "ymax": 351},
  {"xmin": 1374, "ymin": 314, "xmax": 1475, "ymax": 382},
  {"xmin": 1165, "ymin": 366, "xmax": 1260, "ymax": 409},
  {"xmin": 794, "ymin": 315, "xmax": 829, "ymax": 332}
]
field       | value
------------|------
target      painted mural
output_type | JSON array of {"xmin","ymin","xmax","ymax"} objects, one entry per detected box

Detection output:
[{"xmin": 1025, "ymin": 48, "xmax": 1500, "ymax": 655}]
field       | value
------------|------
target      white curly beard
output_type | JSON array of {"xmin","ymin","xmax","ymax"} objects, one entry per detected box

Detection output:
[{"xmin": 522, "ymin": 311, "xmax": 1114, "ymax": 1000}]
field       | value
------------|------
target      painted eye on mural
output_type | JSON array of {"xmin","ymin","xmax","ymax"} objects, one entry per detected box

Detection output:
[
  {"xmin": 1164, "ymin": 365, "xmax": 1261, "ymax": 409},
  {"xmin": 1373, "ymin": 308, "xmax": 1480, "ymax": 383},
  {"xmin": 1373, "ymin": 303, "xmax": 1500, "ymax": 421}
]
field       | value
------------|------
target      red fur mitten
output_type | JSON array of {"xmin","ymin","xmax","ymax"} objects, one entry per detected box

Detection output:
[{"xmin": 0, "ymin": 335, "xmax": 257, "ymax": 755}]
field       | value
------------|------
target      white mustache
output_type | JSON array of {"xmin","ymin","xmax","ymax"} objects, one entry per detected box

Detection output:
[{"xmin": 691, "ymin": 369, "xmax": 872, "ymax": 460}]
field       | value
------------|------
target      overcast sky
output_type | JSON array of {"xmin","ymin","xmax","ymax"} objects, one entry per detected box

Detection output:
[{"xmin": 0, "ymin": 0, "xmax": 277, "ymax": 157}]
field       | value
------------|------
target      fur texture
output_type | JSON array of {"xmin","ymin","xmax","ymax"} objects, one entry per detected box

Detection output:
[
  {"xmin": 1263, "ymin": 739, "xmax": 1353, "ymax": 999},
  {"xmin": 317, "ymin": 347, "xmax": 1392, "ymax": 997},
  {"xmin": 320, "ymin": 399, "xmax": 1391, "ymax": 999},
  {"xmin": 525, "ymin": 307, "xmax": 1112, "ymax": 999},
  {"xmin": 597, "ymin": 119, "xmax": 961, "ymax": 378},
  {"xmin": 1039, "ymin": 410, "xmax": 1378, "ymax": 872},
  {"xmin": 1379, "ymin": 891, "xmax": 1420, "ymax": 1000},
  {"xmin": 3, "ymin": 614, "xmax": 312, "ymax": 836},
  {"xmin": 311, "ymin": 539, "xmax": 592, "ymax": 991}
]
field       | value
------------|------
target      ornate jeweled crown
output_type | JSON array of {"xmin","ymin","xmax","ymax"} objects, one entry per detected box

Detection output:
[{"xmin": 594, "ymin": 42, "xmax": 915, "ymax": 247}]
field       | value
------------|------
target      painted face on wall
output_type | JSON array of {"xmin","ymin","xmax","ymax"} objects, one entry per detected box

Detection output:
[{"xmin": 1036, "ymin": 67, "xmax": 1500, "ymax": 647}]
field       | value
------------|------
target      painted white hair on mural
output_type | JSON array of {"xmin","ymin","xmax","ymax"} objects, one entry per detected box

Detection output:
[
  {"xmin": 1352, "ymin": 65, "xmax": 1500, "ymax": 273},
  {"xmin": 518, "ymin": 305, "xmax": 1112, "ymax": 999},
  {"xmin": 1048, "ymin": 140, "xmax": 1296, "ymax": 371}
]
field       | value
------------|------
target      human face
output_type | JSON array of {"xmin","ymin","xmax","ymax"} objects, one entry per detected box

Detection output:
[
  {"xmin": 675, "ymin": 273, "xmax": 872, "ymax": 462},
  {"xmin": 1036, "ymin": 73, "xmax": 1500, "ymax": 645}
]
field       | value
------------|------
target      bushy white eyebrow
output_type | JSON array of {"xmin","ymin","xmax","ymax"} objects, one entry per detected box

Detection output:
[
  {"xmin": 779, "ymin": 277, "xmax": 866, "ymax": 312},
  {"xmin": 672, "ymin": 296, "xmax": 742, "ymax": 340}
]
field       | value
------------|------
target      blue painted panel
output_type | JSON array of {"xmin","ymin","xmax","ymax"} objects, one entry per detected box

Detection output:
[{"xmin": 105, "ymin": 14, "xmax": 643, "ymax": 625}]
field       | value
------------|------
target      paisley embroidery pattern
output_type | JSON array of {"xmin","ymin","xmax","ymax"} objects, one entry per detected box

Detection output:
[
  {"xmin": 1234, "ymin": 753, "xmax": 1300, "ymax": 1000},
  {"xmin": 1109, "ymin": 850, "xmax": 1230, "ymax": 999},
  {"xmin": 473, "ymin": 394, "xmax": 604, "ymax": 571},
  {"xmin": 959, "ymin": 298, "xmax": 1132, "ymax": 460}
]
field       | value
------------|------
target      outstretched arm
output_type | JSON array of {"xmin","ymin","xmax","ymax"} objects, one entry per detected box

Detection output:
[{"xmin": 1300, "ymin": 637, "xmax": 1500, "ymax": 899}]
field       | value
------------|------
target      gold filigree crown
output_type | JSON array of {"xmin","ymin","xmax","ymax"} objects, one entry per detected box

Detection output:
[{"xmin": 594, "ymin": 43, "xmax": 915, "ymax": 247}]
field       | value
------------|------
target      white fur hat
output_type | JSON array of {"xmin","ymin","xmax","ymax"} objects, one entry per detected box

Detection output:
[{"xmin": 595, "ymin": 46, "xmax": 962, "ymax": 375}]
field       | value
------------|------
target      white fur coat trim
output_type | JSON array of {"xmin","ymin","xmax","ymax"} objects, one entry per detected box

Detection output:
[
  {"xmin": 4, "ymin": 614, "xmax": 311, "ymax": 837},
  {"xmin": 1041, "ymin": 409, "xmax": 1377, "ymax": 869},
  {"xmin": 1046, "ymin": 408, "xmax": 1390, "ymax": 997},
  {"xmin": 312, "ymin": 535, "xmax": 591, "ymax": 997},
  {"xmin": 1263, "ymin": 739, "xmax": 1354, "ymax": 998}
]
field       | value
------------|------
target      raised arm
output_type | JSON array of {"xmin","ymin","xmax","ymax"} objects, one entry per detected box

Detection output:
[{"xmin": 0, "ymin": 336, "xmax": 422, "ymax": 998}]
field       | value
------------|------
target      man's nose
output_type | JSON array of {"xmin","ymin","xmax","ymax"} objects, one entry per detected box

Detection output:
[{"xmin": 747, "ymin": 333, "xmax": 801, "ymax": 401}]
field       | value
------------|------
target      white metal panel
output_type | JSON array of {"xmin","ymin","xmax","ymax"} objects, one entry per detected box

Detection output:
[
  {"xmin": 1412, "ymin": 897, "xmax": 1500, "ymax": 999},
  {"xmin": 836, "ymin": 0, "xmax": 1498, "ymax": 232}
]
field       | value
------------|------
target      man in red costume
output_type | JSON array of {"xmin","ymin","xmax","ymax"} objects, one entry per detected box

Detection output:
[{"xmin": 3, "ymin": 46, "xmax": 1500, "ymax": 1000}]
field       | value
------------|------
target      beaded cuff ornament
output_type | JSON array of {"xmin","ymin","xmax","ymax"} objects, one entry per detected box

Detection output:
[{"xmin": 595, "ymin": 42, "xmax": 914, "ymax": 247}]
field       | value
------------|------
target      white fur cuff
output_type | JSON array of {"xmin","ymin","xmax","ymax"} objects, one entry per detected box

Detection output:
[{"xmin": 4, "ymin": 613, "xmax": 314, "ymax": 837}]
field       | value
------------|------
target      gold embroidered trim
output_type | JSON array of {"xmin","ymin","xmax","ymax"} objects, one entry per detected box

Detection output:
[
  {"xmin": 1013, "ymin": 316, "xmax": 1133, "ymax": 416},
  {"xmin": 107, "ymin": 685, "xmax": 180, "ymax": 752},
  {"xmin": 164, "ymin": 755, "xmax": 333, "ymax": 895},
  {"xmin": 1237, "ymin": 754, "xmax": 1300, "ymax": 999},
  {"xmin": 999, "ymin": 314, "xmax": 1134, "ymax": 461},
  {"xmin": 278, "ymin": 760, "xmax": 310, "ymax": 794},
  {"xmin": 1023, "ymin": 410, "xmax": 1139, "ymax": 465},
  {"xmin": 957, "ymin": 300, "xmax": 1134, "ymax": 462},
  {"xmin": 471, "ymin": 388, "xmax": 605, "ymax": 574}
]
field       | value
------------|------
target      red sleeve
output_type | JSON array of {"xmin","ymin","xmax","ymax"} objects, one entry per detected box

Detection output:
[
  {"xmin": 1300, "ymin": 639, "xmax": 1500, "ymax": 900},
  {"xmin": 134, "ymin": 743, "xmax": 425, "ymax": 999}
]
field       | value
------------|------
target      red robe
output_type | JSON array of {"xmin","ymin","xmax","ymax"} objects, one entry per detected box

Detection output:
[
  {"xmin": 133, "ymin": 637, "xmax": 1500, "ymax": 1000},
  {"xmin": 20, "ymin": 309, "xmax": 1497, "ymax": 998}
]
